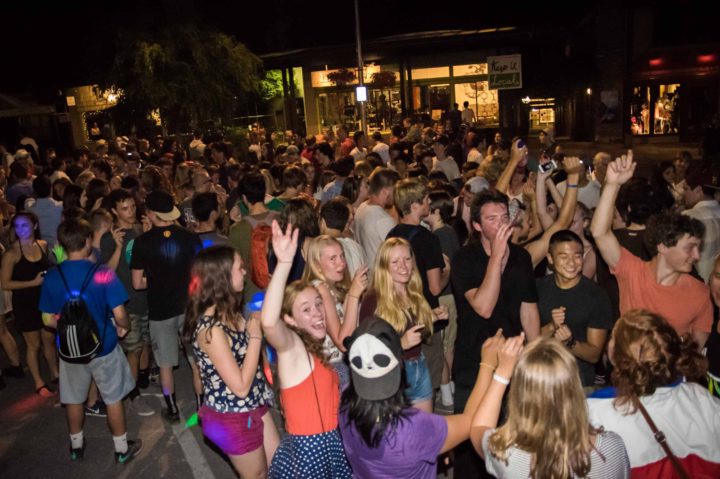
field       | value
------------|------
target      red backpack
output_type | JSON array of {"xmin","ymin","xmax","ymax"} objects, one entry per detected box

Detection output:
[{"xmin": 250, "ymin": 223, "xmax": 273, "ymax": 289}]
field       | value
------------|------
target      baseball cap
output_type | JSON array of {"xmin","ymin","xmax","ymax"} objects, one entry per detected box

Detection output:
[
  {"xmin": 145, "ymin": 190, "xmax": 180, "ymax": 221},
  {"xmin": 465, "ymin": 176, "xmax": 490, "ymax": 194},
  {"xmin": 344, "ymin": 317, "xmax": 403, "ymax": 401}
]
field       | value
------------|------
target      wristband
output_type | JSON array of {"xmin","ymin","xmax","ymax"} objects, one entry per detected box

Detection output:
[
  {"xmin": 278, "ymin": 260, "xmax": 293, "ymax": 264},
  {"xmin": 479, "ymin": 362, "xmax": 495, "ymax": 371},
  {"xmin": 566, "ymin": 184, "xmax": 579, "ymax": 188},
  {"xmin": 492, "ymin": 373, "xmax": 510, "ymax": 385},
  {"xmin": 564, "ymin": 335, "xmax": 577, "ymax": 349},
  {"xmin": 249, "ymin": 336, "xmax": 262, "ymax": 342}
]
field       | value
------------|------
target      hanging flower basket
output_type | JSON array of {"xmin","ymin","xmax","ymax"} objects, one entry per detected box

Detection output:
[
  {"xmin": 327, "ymin": 68, "xmax": 357, "ymax": 86},
  {"xmin": 370, "ymin": 71, "xmax": 397, "ymax": 88}
]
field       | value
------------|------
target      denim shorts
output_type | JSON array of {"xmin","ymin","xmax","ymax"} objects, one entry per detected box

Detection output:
[{"xmin": 404, "ymin": 353, "xmax": 433, "ymax": 404}]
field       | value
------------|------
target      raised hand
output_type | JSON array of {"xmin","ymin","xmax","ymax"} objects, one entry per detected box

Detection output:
[
  {"xmin": 490, "ymin": 222, "xmax": 513, "ymax": 258},
  {"xmin": 349, "ymin": 265, "xmax": 369, "ymax": 298},
  {"xmin": 605, "ymin": 150, "xmax": 636, "ymax": 186},
  {"xmin": 495, "ymin": 332, "xmax": 525, "ymax": 378},
  {"xmin": 480, "ymin": 329, "xmax": 505, "ymax": 369},
  {"xmin": 111, "ymin": 227, "xmax": 126, "ymax": 247},
  {"xmin": 564, "ymin": 156, "xmax": 582, "ymax": 177},
  {"xmin": 270, "ymin": 220, "xmax": 299, "ymax": 264}
]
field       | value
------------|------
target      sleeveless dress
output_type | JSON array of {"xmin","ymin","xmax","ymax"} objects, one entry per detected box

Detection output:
[
  {"xmin": 269, "ymin": 355, "xmax": 352, "ymax": 479},
  {"xmin": 11, "ymin": 241, "xmax": 48, "ymax": 332}
]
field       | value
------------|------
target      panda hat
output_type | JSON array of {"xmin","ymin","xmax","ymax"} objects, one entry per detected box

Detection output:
[{"xmin": 344, "ymin": 317, "xmax": 403, "ymax": 401}]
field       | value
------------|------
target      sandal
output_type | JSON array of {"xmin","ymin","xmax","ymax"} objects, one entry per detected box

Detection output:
[{"xmin": 35, "ymin": 384, "xmax": 56, "ymax": 397}]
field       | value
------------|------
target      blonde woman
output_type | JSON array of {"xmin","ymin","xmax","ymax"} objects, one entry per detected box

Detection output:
[
  {"xmin": 471, "ymin": 338, "xmax": 630, "ymax": 478},
  {"xmin": 358, "ymin": 237, "xmax": 448, "ymax": 412}
]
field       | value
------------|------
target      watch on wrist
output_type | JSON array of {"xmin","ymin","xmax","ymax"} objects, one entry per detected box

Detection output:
[{"xmin": 565, "ymin": 335, "xmax": 577, "ymax": 349}]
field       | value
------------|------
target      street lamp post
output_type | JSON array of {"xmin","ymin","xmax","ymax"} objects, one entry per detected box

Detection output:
[{"xmin": 354, "ymin": 0, "xmax": 368, "ymax": 139}]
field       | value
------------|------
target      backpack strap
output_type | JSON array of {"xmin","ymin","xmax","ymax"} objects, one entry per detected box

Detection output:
[{"xmin": 57, "ymin": 262, "xmax": 101, "ymax": 298}]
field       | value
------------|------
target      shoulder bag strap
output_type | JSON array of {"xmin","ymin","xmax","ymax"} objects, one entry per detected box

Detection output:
[{"xmin": 631, "ymin": 395, "xmax": 690, "ymax": 479}]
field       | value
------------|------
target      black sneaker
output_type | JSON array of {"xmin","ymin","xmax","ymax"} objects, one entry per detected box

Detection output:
[
  {"xmin": 70, "ymin": 443, "xmax": 85, "ymax": 461},
  {"xmin": 115, "ymin": 439, "xmax": 142, "ymax": 464},
  {"xmin": 164, "ymin": 408, "xmax": 180, "ymax": 423},
  {"xmin": 3, "ymin": 365, "xmax": 25, "ymax": 378},
  {"xmin": 137, "ymin": 370, "xmax": 149, "ymax": 389},
  {"xmin": 85, "ymin": 400, "xmax": 107, "ymax": 417}
]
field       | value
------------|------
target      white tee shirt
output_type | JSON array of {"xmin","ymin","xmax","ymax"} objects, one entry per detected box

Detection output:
[
  {"xmin": 372, "ymin": 142, "xmax": 391, "ymax": 164},
  {"xmin": 354, "ymin": 202, "xmax": 396, "ymax": 270},
  {"xmin": 433, "ymin": 156, "xmax": 461, "ymax": 181}
]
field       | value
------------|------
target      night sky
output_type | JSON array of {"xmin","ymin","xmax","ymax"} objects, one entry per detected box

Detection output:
[{"xmin": 0, "ymin": 1, "xmax": 716, "ymax": 92}]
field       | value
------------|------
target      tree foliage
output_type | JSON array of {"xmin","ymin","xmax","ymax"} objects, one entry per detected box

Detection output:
[{"xmin": 102, "ymin": 24, "xmax": 262, "ymax": 131}]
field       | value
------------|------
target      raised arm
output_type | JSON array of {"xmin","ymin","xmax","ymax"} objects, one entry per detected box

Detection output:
[
  {"xmin": 465, "ymin": 223, "xmax": 514, "ymax": 318},
  {"xmin": 535, "ymin": 168, "xmax": 555, "ymax": 231},
  {"xmin": 590, "ymin": 151, "xmax": 636, "ymax": 269},
  {"xmin": 525, "ymin": 157, "xmax": 581, "ymax": 267},
  {"xmin": 440, "ymin": 329, "xmax": 504, "ymax": 453},
  {"xmin": 522, "ymin": 180, "xmax": 543, "ymax": 240},
  {"xmin": 495, "ymin": 140, "xmax": 526, "ymax": 195},
  {"xmin": 470, "ymin": 334, "xmax": 524, "ymax": 456},
  {"xmin": 261, "ymin": 220, "xmax": 300, "ymax": 353}
]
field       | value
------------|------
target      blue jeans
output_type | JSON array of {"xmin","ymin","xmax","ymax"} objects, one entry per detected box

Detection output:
[{"xmin": 404, "ymin": 353, "xmax": 433, "ymax": 404}]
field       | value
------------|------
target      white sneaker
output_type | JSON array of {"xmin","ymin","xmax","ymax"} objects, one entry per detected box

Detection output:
[
  {"xmin": 440, "ymin": 383, "xmax": 454, "ymax": 407},
  {"xmin": 130, "ymin": 395, "xmax": 156, "ymax": 417}
]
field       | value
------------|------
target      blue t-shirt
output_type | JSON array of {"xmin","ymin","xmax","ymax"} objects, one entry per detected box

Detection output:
[
  {"xmin": 39, "ymin": 259, "xmax": 128, "ymax": 356},
  {"xmin": 339, "ymin": 407, "xmax": 448, "ymax": 479}
]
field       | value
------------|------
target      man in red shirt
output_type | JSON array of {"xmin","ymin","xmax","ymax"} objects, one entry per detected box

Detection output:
[{"xmin": 591, "ymin": 151, "xmax": 711, "ymax": 347}]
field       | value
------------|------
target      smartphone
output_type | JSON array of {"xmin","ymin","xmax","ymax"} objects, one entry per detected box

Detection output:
[
  {"xmin": 517, "ymin": 139, "xmax": 526, "ymax": 149},
  {"xmin": 538, "ymin": 159, "xmax": 557, "ymax": 173}
]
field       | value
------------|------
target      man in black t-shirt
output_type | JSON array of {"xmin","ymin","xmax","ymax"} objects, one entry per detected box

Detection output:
[
  {"xmin": 451, "ymin": 190, "xmax": 540, "ymax": 409},
  {"xmin": 537, "ymin": 230, "xmax": 612, "ymax": 388},
  {"xmin": 451, "ymin": 189, "xmax": 540, "ymax": 477},
  {"xmin": 130, "ymin": 191, "xmax": 202, "ymax": 422}
]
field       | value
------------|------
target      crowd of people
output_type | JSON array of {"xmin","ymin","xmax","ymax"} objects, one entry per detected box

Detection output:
[{"xmin": 0, "ymin": 120, "xmax": 718, "ymax": 478}]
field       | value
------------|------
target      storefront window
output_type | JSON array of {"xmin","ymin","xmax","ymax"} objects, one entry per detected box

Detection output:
[
  {"xmin": 412, "ymin": 84, "xmax": 451, "ymax": 118},
  {"xmin": 629, "ymin": 83, "xmax": 680, "ymax": 136},
  {"xmin": 367, "ymin": 88, "xmax": 401, "ymax": 130},
  {"xmin": 317, "ymin": 91, "xmax": 357, "ymax": 130},
  {"xmin": 653, "ymin": 84, "xmax": 680, "ymax": 135},
  {"xmin": 630, "ymin": 86, "xmax": 651, "ymax": 135},
  {"xmin": 454, "ymin": 81, "xmax": 499, "ymax": 126}
]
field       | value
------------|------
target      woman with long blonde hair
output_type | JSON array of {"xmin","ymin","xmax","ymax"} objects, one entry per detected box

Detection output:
[
  {"xmin": 472, "ymin": 338, "xmax": 630, "ymax": 478},
  {"xmin": 358, "ymin": 237, "xmax": 446, "ymax": 412}
]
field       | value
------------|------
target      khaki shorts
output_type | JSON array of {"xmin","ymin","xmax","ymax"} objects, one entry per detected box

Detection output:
[
  {"xmin": 60, "ymin": 345, "xmax": 135, "ymax": 405},
  {"xmin": 149, "ymin": 314, "xmax": 191, "ymax": 368},
  {"xmin": 120, "ymin": 313, "xmax": 150, "ymax": 353},
  {"xmin": 439, "ymin": 294, "xmax": 457, "ymax": 353}
]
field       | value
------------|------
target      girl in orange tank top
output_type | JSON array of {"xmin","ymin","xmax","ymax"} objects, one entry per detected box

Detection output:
[{"xmin": 260, "ymin": 221, "xmax": 352, "ymax": 478}]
